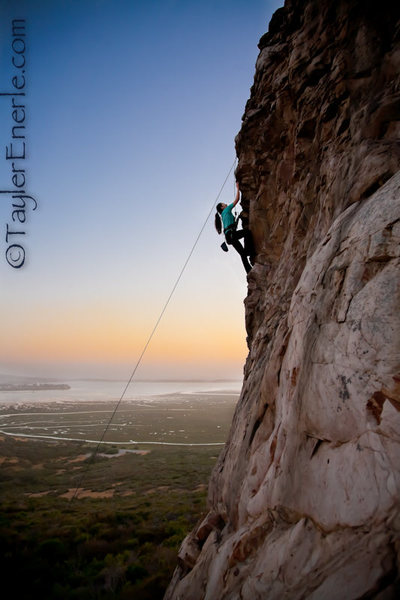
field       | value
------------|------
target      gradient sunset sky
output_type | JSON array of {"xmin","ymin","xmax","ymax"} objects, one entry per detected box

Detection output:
[{"xmin": 0, "ymin": 0, "xmax": 282, "ymax": 381}]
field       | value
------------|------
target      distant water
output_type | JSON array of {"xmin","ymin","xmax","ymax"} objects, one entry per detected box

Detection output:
[{"xmin": 0, "ymin": 379, "xmax": 242, "ymax": 406}]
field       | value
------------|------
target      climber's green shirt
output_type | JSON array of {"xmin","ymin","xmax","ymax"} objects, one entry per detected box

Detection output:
[{"xmin": 221, "ymin": 203, "xmax": 235, "ymax": 231}]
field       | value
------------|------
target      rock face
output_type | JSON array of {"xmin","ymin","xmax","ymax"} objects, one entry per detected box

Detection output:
[{"xmin": 165, "ymin": 1, "xmax": 400, "ymax": 598}]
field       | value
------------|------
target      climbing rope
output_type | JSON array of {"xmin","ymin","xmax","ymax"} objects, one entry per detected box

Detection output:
[{"xmin": 71, "ymin": 158, "xmax": 237, "ymax": 501}]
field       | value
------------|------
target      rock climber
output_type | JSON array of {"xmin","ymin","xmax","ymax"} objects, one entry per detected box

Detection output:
[{"xmin": 214, "ymin": 182, "xmax": 254, "ymax": 273}]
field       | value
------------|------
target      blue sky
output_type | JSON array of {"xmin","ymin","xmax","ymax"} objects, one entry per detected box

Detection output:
[{"xmin": 0, "ymin": 0, "xmax": 282, "ymax": 380}]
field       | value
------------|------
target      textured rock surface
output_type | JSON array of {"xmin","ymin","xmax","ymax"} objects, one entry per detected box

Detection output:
[{"xmin": 165, "ymin": 0, "xmax": 400, "ymax": 598}]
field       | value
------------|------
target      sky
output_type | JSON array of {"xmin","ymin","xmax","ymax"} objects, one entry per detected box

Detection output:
[{"xmin": 0, "ymin": 0, "xmax": 283, "ymax": 381}]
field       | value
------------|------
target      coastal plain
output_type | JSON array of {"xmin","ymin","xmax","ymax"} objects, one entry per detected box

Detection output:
[{"xmin": 0, "ymin": 392, "xmax": 238, "ymax": 599}]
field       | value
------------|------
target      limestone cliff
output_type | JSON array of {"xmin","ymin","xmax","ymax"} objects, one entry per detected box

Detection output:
[{"xmin": 166, "ymin": 0, "xmax": 400, "ymax": 598}]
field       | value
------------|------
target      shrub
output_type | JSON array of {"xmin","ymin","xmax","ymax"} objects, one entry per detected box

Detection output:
[
  {"xmin": 38, "ymin": 538, "xmax": 67, "ymax": 562},
  {"xmin": 126, "ymin": 563, "xmax": 148, "ymax": 583}
]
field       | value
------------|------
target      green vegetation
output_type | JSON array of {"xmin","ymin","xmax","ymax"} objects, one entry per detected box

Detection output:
[{"xmin": 0, "ymin": 397, "xmax": 236, "ymax": 599}]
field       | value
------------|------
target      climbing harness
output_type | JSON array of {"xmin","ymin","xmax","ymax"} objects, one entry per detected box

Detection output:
[
  {"xmin": 71, "ymin": 158, "xmax": 237, "ymax": 501},
  {"xmin": 220, "ymin": 216, "xmax": 239, "ymax": 253}
]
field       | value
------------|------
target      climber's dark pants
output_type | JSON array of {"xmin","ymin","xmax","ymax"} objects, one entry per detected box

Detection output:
[{"xmin": 225, "ymin": 228, "xmax": 253, "ymax": 273}]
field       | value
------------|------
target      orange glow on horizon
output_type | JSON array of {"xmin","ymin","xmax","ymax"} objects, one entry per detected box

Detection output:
[{"xmin": 0, "ymin": 303, "xmax": 247, "ymax": 366}]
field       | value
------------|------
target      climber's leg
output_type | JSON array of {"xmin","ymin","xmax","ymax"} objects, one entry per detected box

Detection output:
[
  {"xmin": 243, "ymin": 230, "xmax": 255, "ymax": 265},
  {"xmin": 233, "ymin": 229, "xmax": 255, "ymax": 266},
  {"xmin": 227, "ymin": 231, "xmax": 252, "ymax": 273}
]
